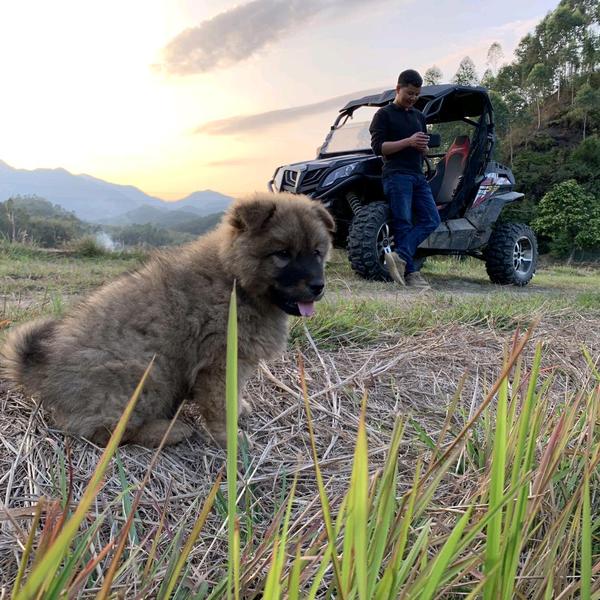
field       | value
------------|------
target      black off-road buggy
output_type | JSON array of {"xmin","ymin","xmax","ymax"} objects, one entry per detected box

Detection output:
[{"xmin": 268, "ymin": 84, "xmax": 538, "ymax": 286}]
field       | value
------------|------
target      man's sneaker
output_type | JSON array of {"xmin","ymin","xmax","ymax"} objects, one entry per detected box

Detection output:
[
  {"xmin": 384, "ymin": 251, "xmax": 406, "ymax": 286},
  {"xmin": 405, "ymin": 271, "xmax": 431, "ymax": 289}
]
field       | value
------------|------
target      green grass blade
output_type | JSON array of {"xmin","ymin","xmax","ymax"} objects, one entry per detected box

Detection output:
[
  {"xmin": 340, "ymin": 479, "xmax": 355, "ymax": 593},
  {"xmin": 581, "ymin": 465, "xmax": 592, "ymax": 599},
  {"xmin": 160, "ymin": 472, "xmax": 223, "ymax": 600},
  {"xmin": 306, "ymin": 543, "xmax": 334, "ymax": 600},
  {"xmin": 56, "ymin": 493, "xmax": 131, "ymax": 597},
  {"xmin": 391, "ymin": 457, "xmax": 421, "ymax": 577},
  {"xmin": 484, "ymin": 369, "xmax": 508, "ymax": 600},
  {"xmin": 141, "ymin": 479, "xmax": 172, "ymax": 586},
  {"xmin": 374, "ymin": 462, "xmax": 422, "ymax": 600},
  {"xmin": 155, "ymin": 508, "xmax": 189, "ymax": 598},
  {"xmin": 226, "ymin": 284, "xmax": 239, "ymax": 600},
  {"xmin": 204, "ymin": 578, "xmax": 228, "ymax": 600},
  {"xmin": 12, "ymin": 499, "xmax": 44, "ymax": 597},
  {"xmin": 263, "ymin": 538, "xmax": 282, "ymax": 599},
  {"xmin": 286, "ymin": 542, "xmax": 303, "ymax": 600},
  {"xmin": 275, "ymin": 475, "xmax": 298, "ymax": 583},
  {"xmin": 63, "ymin": 538, "xmax": 115, "ymax": 597},
  {"xmin": 501, "ymin": 343, "xmax": 543, "ymax": 600},
  {"xmin": 233, "ymin": 517, "xmax": 241, "ymax": 600},
  {"xmin": 300, "ymin": 354, "xmax": 346, "ymax": 599},
  {"xmin": 367, "ymin": 418, "xmax": 404, "ymax": 597},
  {"xmin": 99, "ymin": 403, "xmax": 191, "ymax": 600},
  {"xmin": 114, "ymin": 452, "xmax": 140, "ymax": 547},
  {"xmin": 388, "ymin": 521, "xmax": 430, "ymax": 597},
  {"xmin": 581, "ymin": 346, "xmax": 600, "ymax": 382},
  {"xmin": 418, "ymin": 507, "xmax": 473, "ymax": 600},
  {"xmin": 304, "ymin": 500, "xmax": 348, "ymax": 600},
  {"xmin": 350, "ymin": 393, "xmax": 369, "ymax": 600},
  {"xmin": 409, "ymin": 418, "xmax": 437, "ymax": 452},
  {"xmin": 263, "ymin": 474, "xmax": 298, "ymax": 599},
  {"xmin": 423, "ymin": 326, "xmax": 533, "ymax": 480}
]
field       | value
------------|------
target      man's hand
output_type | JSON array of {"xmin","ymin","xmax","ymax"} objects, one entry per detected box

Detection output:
[
  {"xmin": 380, "ymin": 132, "xmax": 430, "ymax": 156},
  {"xmin": 408, "ymin": 132, "xmax": 430, "ymax": 152}
]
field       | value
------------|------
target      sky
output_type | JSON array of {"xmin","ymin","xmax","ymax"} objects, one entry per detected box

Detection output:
[{"xmin": 0, "ymin": 0, "xmax": 560, "ymax": 200}]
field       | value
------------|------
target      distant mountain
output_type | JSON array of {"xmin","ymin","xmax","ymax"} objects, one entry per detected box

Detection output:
[
  {"xmin": 169, "ymin": 190, "xmax": 233, "ymax": 216},
  {"xmin": 100, "ymin": 204, "xmax": 213, "ymax": 227},
  {"xmin": 169, "ymin": 212, "xmax": 225, "ymax": 236},
  {"xmin": 0, "ymin": 160, "xmax": 233, "ymax": 223}
]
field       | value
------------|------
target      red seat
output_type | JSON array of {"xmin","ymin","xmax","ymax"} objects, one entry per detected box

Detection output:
[{"xmin": 429, "ymin": 136, "xmax": 470, "ymax": 207}]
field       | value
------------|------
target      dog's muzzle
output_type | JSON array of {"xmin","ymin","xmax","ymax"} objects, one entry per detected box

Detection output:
[{"xmin": 272, "ymin": 286, "xmax": 325, "ymax": 317}]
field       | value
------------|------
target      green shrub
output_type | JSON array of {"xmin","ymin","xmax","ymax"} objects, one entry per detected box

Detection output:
[
  {"xmin": 533, "ymin": 179, "xmax": 600, "ymax": 258},
  {"xmin": 68, "ymin": 235, "xmax": 110, "ymax": 258}
]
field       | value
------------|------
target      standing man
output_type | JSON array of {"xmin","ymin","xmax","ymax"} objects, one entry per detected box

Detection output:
[{"xmin": 369, "ymin": 69, "xmax": 440, "ymax": 288}]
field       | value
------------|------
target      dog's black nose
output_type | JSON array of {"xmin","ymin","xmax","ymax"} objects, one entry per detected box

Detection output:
[{"xmin": 309, "ymin": 281, "xmax": 325, "ymax": 296}]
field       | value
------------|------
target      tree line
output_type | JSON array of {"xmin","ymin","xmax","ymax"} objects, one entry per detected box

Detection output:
[{"xmin": 0, "ymin": 196, "xmax": 223, "ymax": 249}]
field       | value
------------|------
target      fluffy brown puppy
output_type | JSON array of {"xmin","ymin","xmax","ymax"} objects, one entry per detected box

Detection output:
[{"xmin": 0, "ymin": 192, "xmax": 334, "ymax": 447}]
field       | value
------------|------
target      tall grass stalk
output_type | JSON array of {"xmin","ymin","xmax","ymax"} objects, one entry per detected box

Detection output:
[
  {"xmin": 299, "ymin": 354, "xmax": 346, "ymax": 598},
  {"xmin": 484, "ymin": 365, "xmax": 508, "ymax": 598},
  {"xmin": 226, "ymin": 284, "xmax": 240, "ymax": 600},
  {"xmin": 346, "ymin": 392, "xmax": 369, "ymax": 599},
  {"xmin": 263, "ymin": 474, "xmax": 298, "ymax": 599},
  {"xmin": 500, "ymin": 343, "xmax": 543, "ymax": 599},
  {"xmin": 159, "ymin": 474, "xmax": 223, "ymax": 599}
]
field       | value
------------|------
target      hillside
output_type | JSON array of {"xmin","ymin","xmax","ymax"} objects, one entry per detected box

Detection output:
[
  {"xmin": 499, "ymin": 72, "xmax": 600, "ymax": 207},
  {"xmin": 0, "ymin": 196, "xmax": 90, "ymax": 247}
]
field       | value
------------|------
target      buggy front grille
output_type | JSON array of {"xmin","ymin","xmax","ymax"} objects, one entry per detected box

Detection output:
[{"xmin": 281, "ymin": 167, "xmax": 328, "ymax": 193}]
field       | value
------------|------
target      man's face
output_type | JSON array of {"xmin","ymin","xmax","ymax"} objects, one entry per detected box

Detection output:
[{"xmin": 395, "ymin": 84, "xmax": 421, "ymax": 109}]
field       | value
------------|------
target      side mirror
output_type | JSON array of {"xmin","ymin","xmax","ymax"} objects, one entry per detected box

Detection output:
[{"xmin": 427, "ymin": 133, "xmax": 441, "ymax": 148}]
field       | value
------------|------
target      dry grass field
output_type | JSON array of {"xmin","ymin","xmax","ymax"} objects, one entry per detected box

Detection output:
[{"xmin": 1, "ymin": 243, "xmax": 599, "ymax": 598}]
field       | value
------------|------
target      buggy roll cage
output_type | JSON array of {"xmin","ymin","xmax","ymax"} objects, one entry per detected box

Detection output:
[
  {"xmin": 320, "ymin": 85, "xmax": 494, "ymax": 157},
  {"xmin": 335, "ymin": 84, "xmax": 493, "ymax": 123},
  {"xmin": 318, "ymin": 85, "xmax": 496, "ymax": 218}
]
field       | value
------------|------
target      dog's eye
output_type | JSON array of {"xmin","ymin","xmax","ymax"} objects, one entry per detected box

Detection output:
[
  {"xmin": 273, "ymin": 250, "xmax": 291, "ymax": 260},
  {"xmin": 313, "ymin": 249, "xmax": 322, "ymax": 257}
]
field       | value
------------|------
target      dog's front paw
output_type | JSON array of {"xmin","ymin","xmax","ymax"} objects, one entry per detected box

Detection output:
[
  {"xmin": 207, "ymin": 429, "xmax": 228, "ymax": 448},
  {"xmin": 239, "ymin": 398, "xmax": 253, "ymax": 418},
  {"xmin": 206, "ymin": 427, "xmax": 253, "ymax": 450}
]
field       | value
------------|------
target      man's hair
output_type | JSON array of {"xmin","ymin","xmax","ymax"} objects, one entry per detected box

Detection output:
[{"xmin": 397, "ymin": 69, "xmax": 423, "ymax": 88}]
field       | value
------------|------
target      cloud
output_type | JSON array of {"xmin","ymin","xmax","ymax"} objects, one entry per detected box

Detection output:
[
  {"xmin": 195, "ymin": 87, "xmax": 383, "ymax": 135},
  {"xmin": 160, "ymin": 0, "xmax": 376, "ymax": 75}
]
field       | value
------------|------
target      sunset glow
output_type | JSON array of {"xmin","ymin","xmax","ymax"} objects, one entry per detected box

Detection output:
[{"xmin": 0, "ymin": 0, "xmax": 560, "ymax": 199}]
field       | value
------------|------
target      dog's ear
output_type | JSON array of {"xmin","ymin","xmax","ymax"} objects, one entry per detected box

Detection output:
[
  {"xmin": 229, "ymin": 198, "xmax": 277, "ymax": 232},
  {"xmin": 311, "ymin": 203, "xmax": 336, "ymax": 234}
]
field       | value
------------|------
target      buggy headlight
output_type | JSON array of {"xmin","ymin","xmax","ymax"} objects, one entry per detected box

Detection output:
[{"xmin": 322, "ymin": 162, "xmax": 358, "ymax": 187}]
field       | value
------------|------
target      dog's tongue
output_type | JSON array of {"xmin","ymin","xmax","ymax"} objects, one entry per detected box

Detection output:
[{"xmin": 297, "ymin": 301, "xmax": 315, "ymax": 317}]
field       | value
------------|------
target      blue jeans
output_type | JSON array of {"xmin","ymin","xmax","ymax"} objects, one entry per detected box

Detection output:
[{"xmin": 382, "ymin": 173, "xmax": 441, "ymax": 274}]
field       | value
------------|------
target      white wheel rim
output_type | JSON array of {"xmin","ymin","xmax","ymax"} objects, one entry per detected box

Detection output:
[{"xmin": 513, "ymin": 236, "xmax": 534, "ymax": 275}]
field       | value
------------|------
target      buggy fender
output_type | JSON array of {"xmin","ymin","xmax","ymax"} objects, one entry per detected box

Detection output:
[
  {"xmin": 493, "ymin": 191, "xmax": 524, "ymax": 203},
  {"xmin": 465, "ymin": 192, "xmax": 524, "ymax": 230},
  {"xmin": 464, "ymin": 192, "xmax": 525, "ymax": 249}
]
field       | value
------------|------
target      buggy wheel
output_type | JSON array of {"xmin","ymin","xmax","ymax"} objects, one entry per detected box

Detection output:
[
  {"xmin": 484, "ymin": 223, "xmax": 537, "ymax": 286},
  {"xmin": 347, "ymin": 202, "xmax": 393, "ymax": 281}
]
